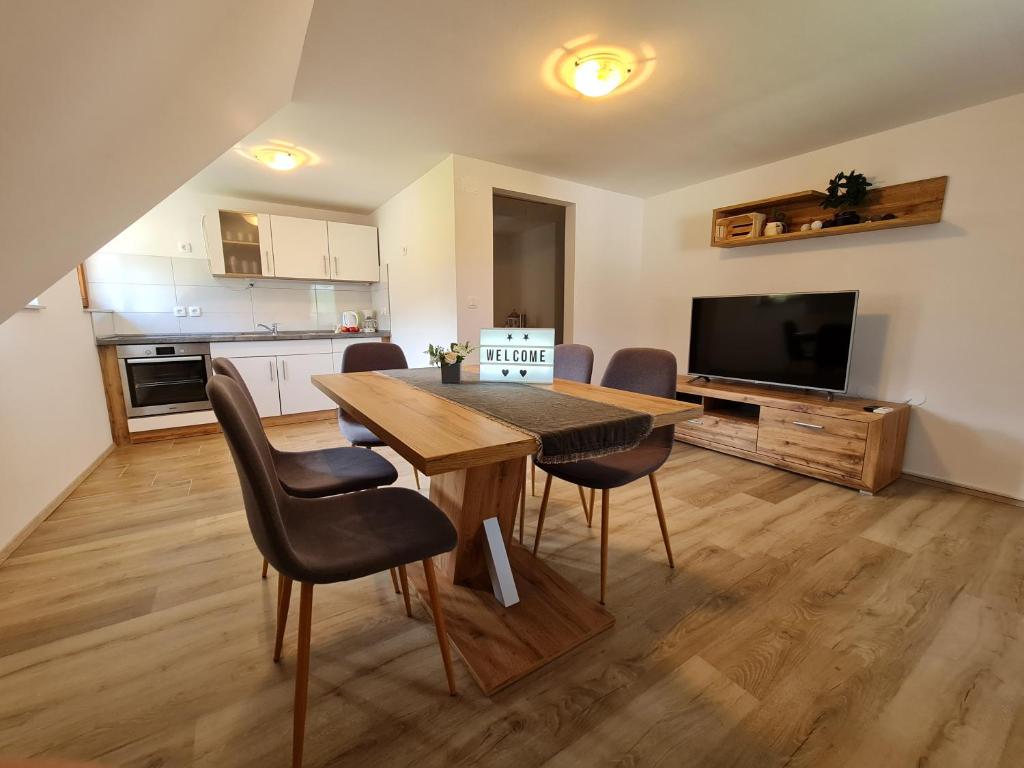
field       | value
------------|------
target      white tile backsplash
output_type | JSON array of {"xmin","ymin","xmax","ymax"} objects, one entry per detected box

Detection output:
[
  {"xmin": 88, "ymin": 252, "xmax": 174, "ymax": 285},
  {"xmin": 85, "ymin": 251, "xmax": 372, "ymax": 337},
  {"xmin": 88, "ymin": 282, "xmax": 177, "ymax": 313}
]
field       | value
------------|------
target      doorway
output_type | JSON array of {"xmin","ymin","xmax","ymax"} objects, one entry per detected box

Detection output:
[{"xmin": 492, "ymin": 194, "xmax": 566, "ymax": 343}]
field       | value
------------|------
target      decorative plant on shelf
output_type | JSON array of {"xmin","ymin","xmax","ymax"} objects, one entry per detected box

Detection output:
[
  {"xmin": 426, "ymin": 341, "xmax": 475, "ymax": 383},
  {"xmin": 821, "ymin": 170, "xmax": 873, "ymax": 226}
]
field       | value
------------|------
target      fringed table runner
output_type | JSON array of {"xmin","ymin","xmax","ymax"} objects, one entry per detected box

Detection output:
[{"xmin": 382, "ymin": 368, "xmax": 653, "ymax": 464}]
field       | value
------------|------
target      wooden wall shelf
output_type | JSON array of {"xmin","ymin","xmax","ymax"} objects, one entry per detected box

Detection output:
[{"xmin": 711, "ymin": 176, "xmax": 947, "ymax": 248}]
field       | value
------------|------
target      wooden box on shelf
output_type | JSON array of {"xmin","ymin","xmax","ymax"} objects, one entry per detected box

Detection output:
[
  {"xmin": 674, "ymin": 377, "xmax": 910, "ymax": 494},
  {"xmin": 713, "ymin": 212, "xmax": 767, "ymax": 242},
  {"xmin": 709, "ymin": 176, "xmax": 947, "ymax": 248}
]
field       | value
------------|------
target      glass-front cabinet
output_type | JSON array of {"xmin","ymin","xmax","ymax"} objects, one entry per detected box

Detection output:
[{"xmin": 205, "ymin": 210, "xmax": 274, "ymax": 277}]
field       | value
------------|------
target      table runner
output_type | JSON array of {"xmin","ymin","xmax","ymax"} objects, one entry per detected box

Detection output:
[{"xmin": 382, "ymin": 368, "xmax": 653, "ymax": 464}]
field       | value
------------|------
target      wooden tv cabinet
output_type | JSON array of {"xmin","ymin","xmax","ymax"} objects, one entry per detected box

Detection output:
[{"xmin": 674, "ymin": 377, "xmax": 910, "ymax": 493}]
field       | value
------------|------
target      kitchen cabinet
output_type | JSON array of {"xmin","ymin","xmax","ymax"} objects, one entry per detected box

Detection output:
[
  {"xmin": 327, "ymin": 222, "xmax": 379, "ymax": 282},
  {"xmin": 206, "ymin": 211, "xmax": 275, "ymax": 278},
  {"xmin": 276, "ymin": 353, "xmax": 336, "ymax": 415},
  {"xmin": 226, "ymin": 356, "xmax": 282, "ymax": 417},
  {"xmin": 269, "ymin": 215, "xmax": 330, "ymax": 280}
]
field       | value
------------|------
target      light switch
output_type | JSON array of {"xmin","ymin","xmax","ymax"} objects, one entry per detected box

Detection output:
[
  {"xmin": 173, "ymin": 305, "xmax": 186, "ymax": 317},
  {"xmin": 467, "ymin": 295, "xmax": 479, "ymax": 309},
  {"xmin": 187, "ymin": 306, "xmax": 201, "ymax": 317}
]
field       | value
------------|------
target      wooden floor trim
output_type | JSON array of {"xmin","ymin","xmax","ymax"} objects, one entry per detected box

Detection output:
[
  {"xmin": 902, "ymin": 471, "xmax": 1024, "ymax": 508},
  {"xmin": 0, "ymin": 442, "xmax": 114, "ymax": 566}
]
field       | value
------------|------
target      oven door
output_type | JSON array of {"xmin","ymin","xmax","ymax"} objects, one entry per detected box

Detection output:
[{"xmin": 119, "ymin": 355, "xmax": 213, "ymax": 417}]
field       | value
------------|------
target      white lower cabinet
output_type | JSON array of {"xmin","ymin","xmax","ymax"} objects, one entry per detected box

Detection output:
[
  {"xmin": 227, "ymin": 356, "xmax": 282, "ymax": 417},
  {"xmin": 276, "ymin": 353, "xmax": 337, "ymax": 415}
]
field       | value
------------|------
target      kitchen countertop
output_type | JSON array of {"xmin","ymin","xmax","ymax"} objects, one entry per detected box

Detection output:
[{"xmin": 95, "ymin": 330, "xmax": 390, "ymax": 346}]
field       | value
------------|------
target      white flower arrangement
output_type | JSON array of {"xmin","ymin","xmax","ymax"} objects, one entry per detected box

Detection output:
[{"xmin": 426, "ymin": 341, "xmax": 475, "ymax": 367}]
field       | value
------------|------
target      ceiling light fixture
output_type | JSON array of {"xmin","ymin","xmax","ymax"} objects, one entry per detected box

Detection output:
[
  {"xmin": 235, "ymin": 139, "xmax": 319, "ymax": 172},
  {"xmin": 573, "ymin": 52, "xmax": 631, "ymax": 98}
]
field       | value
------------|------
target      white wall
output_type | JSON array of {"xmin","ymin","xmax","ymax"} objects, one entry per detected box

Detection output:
[
  {"xmin": 372, "ymin": 157, "xmax": 458, "ymax": 366},
  {"xmin": 0, "ymin": 272, "xmax": 111, "ymax": 553},
  {"xmin": 86, "ymin": 187, "xmax": 374, "ymax": 336},
  {"xmin": 641, "ymin": 93, "xmax": 1024, "ymax": 500},
  {"xmin": 0, "ymin": 0, "xmax": 314, "ymax": 322},
  {"xmin": 452, "ymin": 156, "xmax": 645, "ymax": 371}
]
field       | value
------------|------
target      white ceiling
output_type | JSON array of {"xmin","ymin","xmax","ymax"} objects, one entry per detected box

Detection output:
[{"xmin": 188, "ymin": 0, "xmax": 1024, "ymax": 213}]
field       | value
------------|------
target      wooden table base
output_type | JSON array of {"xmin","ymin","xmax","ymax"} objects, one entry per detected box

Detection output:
[{"xmin": 407, "ymin": 545, "xmax": 615, "ymax": 695}]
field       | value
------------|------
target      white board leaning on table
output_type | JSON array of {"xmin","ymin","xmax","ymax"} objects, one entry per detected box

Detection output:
[{"xmin": 479, "ymin": 328, "xmax": 556, "ymax": 384}]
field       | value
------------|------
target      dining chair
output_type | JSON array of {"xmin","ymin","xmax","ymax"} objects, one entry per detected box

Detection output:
[
  {"xmin": 339, "ymin": 342, "xmax": 422, "ymax": 490},
  {"xmin": 212, "ymin": 358, "xmax": 401, "ymax": 584},
  {"xmin": 517, "ymin": 343, "xmax": 595, "ymax": 544},
  {"xmin": 208, "ymin": 374, "xmax": 459, "ymax": 768},
  {"xmin": 531, "ymin": 347, "xmax": 677, "ymax": 604}
]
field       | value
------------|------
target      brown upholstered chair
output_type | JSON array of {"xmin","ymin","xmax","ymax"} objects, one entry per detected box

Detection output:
[
  {"xmin": 212, "ymin": 358, "xmax": 400, "ymax": 581},
  {"xmin": 532, "ymin": 348, "xmax": 677, "ymax": 604},
  {"xmin": 208, "ymin": 374, "xmax": 458, "ymax": 767},
  {"xmin": 339, "ymin": 342, "xmax": 421, "ymax": 489},
  {"xmin": 518, "ymin": 344, "xmax": 596, "ymax": 542}
]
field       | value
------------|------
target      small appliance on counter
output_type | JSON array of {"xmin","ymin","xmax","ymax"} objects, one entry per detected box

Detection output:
[
  {"xmin": 338, "ymin": 310, "xmax": 361, "ymax": 333},
  {"xmin": 360, "ymin": 309, "xmax": 378, "ymax": 332}
]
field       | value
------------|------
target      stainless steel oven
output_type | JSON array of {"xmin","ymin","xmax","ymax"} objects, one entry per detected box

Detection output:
[{"xmin": 117, "ymin": 343, "xmax": 213, "ymax": 417}]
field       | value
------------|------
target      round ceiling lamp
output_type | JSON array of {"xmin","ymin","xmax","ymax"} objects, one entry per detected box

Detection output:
[
  {"xmin": 573, "ymin": 52, "xmax": 631, "ymax": 98},
  {"xmin": 235, "ymin": 139, "xmax": 319, "ymax": 172},
  {"xmin": 543, "ymin": 37, "xmax": 656, "ymax": 100}
]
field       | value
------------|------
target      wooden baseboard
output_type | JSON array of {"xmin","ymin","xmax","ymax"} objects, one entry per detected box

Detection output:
[
  {"xmin": 129, "ymin": 409, "xmax": 336, "ymax": 444},
  {"xmin": 0, "ymin": 443, "xmax": 115, "ymax": 566},
  {"xmin": 901, "ymin": 472, "xmax": 1024, "ymax": 508}
]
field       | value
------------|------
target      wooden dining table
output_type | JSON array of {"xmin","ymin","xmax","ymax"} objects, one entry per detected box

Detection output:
[{"xmin": 312, "ymin": 368, "xmax": 702, "ymax": 694}]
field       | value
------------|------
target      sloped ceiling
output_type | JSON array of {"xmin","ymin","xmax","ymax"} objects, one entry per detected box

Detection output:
[
  {"xmin": 0, "ymin": 0, "xmax": 314, "ymax": 322},
  {"xmin": 189, "ymin": 0, "xmax": 1024, "ymax": 213}
]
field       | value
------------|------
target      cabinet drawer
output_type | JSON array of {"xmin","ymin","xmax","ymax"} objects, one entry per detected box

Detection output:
[
  {"xmin": 676, "ymin": 414, "xmax": 757, "ymax": 452},
  {"xmin": 756, "ymin": 407, "xmax": 867, "ymax": 479}
]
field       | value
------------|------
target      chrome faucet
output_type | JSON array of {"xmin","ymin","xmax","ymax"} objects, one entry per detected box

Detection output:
[{"xmin": 256, "ymin": 322, "xmax": 281, "ymax": 335}]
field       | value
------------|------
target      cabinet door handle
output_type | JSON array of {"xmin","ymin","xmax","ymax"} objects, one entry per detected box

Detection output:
[
  {"xmin": 792, "ymin": 421, "xmax": 823, "ymax": 430},
  {"xmin": 688, "ymin": 418, "xmax": 704, "ymax": 425},
  {"xmin": 333, "ymin": 256, "xmax": 339, "ymax": 277},
  {"xmin": 264, "ymin": 250, "xmax": 271, "ymax": 275},
  {"xmin": 323, "ymin": 254, "xmax": 328, "ymax": 276},
  {"xmin": 269, "ymin": 360, "xmax": 275, "ymax": 381}
]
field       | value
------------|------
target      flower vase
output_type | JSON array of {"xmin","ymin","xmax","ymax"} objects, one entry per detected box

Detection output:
[{"xmin": 440, "ymin": 362, "xmax": 462, "ymax": 384}]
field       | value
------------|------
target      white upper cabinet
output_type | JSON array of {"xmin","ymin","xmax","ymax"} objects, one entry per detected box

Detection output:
[
  {"xmin": 328, "ymin": 222, "xmax": 380, "ymax": 282},
  {"xmin": 268, "ymin": 215, "xmax": 330, "ymax": 280},
  {"xmin": 206, "ymin": 211, "xmax": 275, "ymax": 277}
]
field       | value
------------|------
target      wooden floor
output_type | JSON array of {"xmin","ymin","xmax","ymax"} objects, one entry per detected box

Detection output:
[{"xmin": 1, "ymin": 421, "xmax": 1023, "ymax": 767}]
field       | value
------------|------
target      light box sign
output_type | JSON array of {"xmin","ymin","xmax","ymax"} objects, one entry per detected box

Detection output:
[{"xmin": 480, "ymin": 328, "xmax": 555, "ymax": 383}]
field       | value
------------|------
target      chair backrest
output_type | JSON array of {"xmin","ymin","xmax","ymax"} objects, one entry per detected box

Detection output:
[
  {"xmin": 342, "ymin": 342, "xmax": 409, "ymax": 373},
  {"xmin": 207, "ymin": 374, "xmax": 300, "ymax": 577},
  {"xmin": 600, "ymin": 347, "xmax": 677, "ymax": 398},
  {"xmin": 601, "ymin": 347, "xmax": 678, "ymax": 457},
  {"xmin": 554, "ymin": 343, "xmax": 594, "ymax": 384},
  {"xmin": 212, "ymin": 357, "xmax": 260, "ymax": 416}
]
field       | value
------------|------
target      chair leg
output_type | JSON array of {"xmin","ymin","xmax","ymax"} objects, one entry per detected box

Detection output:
[
  {"xmin": 389, "ymin": 567, "xmax": 401, "ymax": 594},
  {"xmin": 531, "ymin": 458, "xmax": 536, "ymax": 496},
  {"xmin": 292, "ymin": 582, "xmax": 314, "ymax": 768},
  {"xmin": 600, "ymin": 489, "xmax": 610, "ymax": 605},
  {"xmin": 422, "ymin": 557, "xmax": 457, "ymax": 696},
  {"xmin": 261, "ymin": 557, "xmax": 269, "ymax": 579},
  {"xmin": 577, "ymin": 485, "xmax": 592, "ymax": 526},
  {"xmin": 518, "ymin": 476, "xmax": 526, "ymax": 545},
  {"xmin": 589, "ymin": 488, "xmax": 596, "ymax": 524},
  {"xmin": 274, "ymin": 573, "xmax": 294, "ymax": 662},
  {"xmin": 532, "ymin": 474, "xmax": 554, "ymax": 556},
  {"xmin": 413, "ymin": 467, "xmax": 421, "ymax": 490},
  {"xmin": 649, "ymin": 473, "xmax": 674, "ymax": 568},
  {"xmin": 397, "ymin": 565, "xmax": 413, "ymax": 617}
]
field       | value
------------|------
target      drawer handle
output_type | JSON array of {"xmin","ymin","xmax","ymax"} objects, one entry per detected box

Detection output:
[
  {"xmin": 792, "ymin": 421, "xmax": 824, "ymax": 430},
  {"xmin": 687, "ymin": 418, "xmax": 704, "ymax": 425}
]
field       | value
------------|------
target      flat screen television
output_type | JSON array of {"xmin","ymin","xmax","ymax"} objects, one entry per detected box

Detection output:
[{"xmin": 688, "ymin": 291, "xmax": 859, "ymax": 393}]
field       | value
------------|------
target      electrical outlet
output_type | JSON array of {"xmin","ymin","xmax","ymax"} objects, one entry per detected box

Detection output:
[
  {"xmin": 177, "ymin": 242, "xmax": 192, "ymax": 253},
  {"xmin": 467, "ymin": 295, "xmax": 479, "ymax": 309},
  {"xmin": 187, "ymin": 306, "xmax": 201, "ymax": 317},
  {"xmin": 173, "ymin": 305, "xmax": 186, "ymax": 317}
]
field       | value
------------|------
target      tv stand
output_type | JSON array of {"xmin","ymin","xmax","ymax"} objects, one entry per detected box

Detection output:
[
  {"xmin": 674, "ymin": 377, "xmax": 910, "ymax": 493},
  {"xmin": 687, "ymin": 375, "xmax": 710, "ymax": 384}
]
